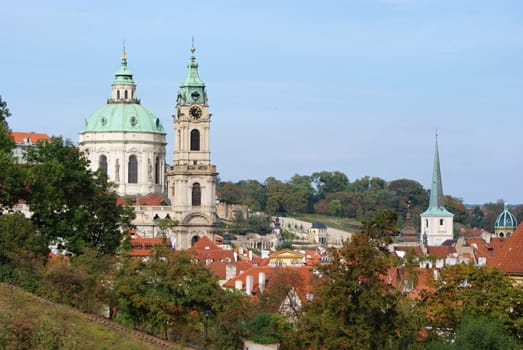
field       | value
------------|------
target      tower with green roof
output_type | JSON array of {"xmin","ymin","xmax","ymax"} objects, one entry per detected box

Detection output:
[
  {"xmin": 166, "ymin": 45, "xmax": 219, "ymax": 249},
  {"xmin": 420, "ymin": 134, "xmax": 454, "ymax": 246},
  {"xmin": 79, "ymin": 45, "xmax": 166, "ymax": 197}
]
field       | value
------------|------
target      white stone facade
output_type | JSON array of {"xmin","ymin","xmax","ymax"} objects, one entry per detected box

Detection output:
[{"xmin": 79, "ymin": 131, "xmax": 166, "ymax": 196}]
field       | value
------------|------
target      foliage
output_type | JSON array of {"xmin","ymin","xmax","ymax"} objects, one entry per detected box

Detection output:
[
  {"xmin": 0, "ymin": 213, "xmax": 47, "ymax": 291},
  {"xmin": 294, "ymin": 233, "xmax": 418, "ymax": 349},
  {"xmin": 0, "ymin": 96, "xmax": 25, "ymax": 208},
  {"xmin": 423, "ymin": 263, "xmax": 523, "ymax": 340},
  {"xmin": 362, "ymin": 208, "xmax": 398, "ymax": 243},
  {"xmin": 25, "ymin": 137, "xmax": 134, "ymax": 254},
  {"xmin": 244, "ymin": 312, "xmax": 292, "ymax": 345},
  {"xmin": 427, "ymin": 314, "xmax": 519, "ymax": 350},
  {"xmin": 0, "ymin": 95, "xmax": 14, "ymax": 153},
  {"xmin": 113, "ymin": 250, "xmax": 222, "ymax": 343}
]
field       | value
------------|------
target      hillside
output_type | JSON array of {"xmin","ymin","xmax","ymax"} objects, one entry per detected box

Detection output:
[{"xmin": 0, "ymin": 283, "xmax": 189, "ymax": 350}]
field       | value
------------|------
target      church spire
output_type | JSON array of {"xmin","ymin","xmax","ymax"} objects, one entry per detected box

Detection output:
[
  {"xmin": 428, "ymin": 132, "xmax": 445, "ymax": 210},
  {"xmin": 177, "ymin": 42, "xmax": 206, "ymax": 105}
]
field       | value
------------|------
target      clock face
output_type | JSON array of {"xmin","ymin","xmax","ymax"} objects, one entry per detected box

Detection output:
[{"xmin": 189, "ymin": 106, "xmax": 202, "ymax": 119}]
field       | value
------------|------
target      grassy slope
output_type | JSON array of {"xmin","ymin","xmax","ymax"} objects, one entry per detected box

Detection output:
[
  {"xmin": 295, "ymin": 213, "xmax": 363, "ymax": 232},
  {"xmin": 0, "ymin": 283, "xmax": 182, "ymax": 350}
]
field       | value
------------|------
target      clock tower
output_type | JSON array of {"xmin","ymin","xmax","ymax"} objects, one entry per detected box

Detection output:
[{"xmin": 167, "ymin": 45, "xmax": 219, "ymax": 249}]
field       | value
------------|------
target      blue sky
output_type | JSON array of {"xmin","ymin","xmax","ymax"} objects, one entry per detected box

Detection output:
[{"xmin": 1, "ymin": 0, "xmax": 522, "ymax": 204}]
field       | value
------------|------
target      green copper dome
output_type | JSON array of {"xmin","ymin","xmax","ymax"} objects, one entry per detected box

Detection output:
[
  {"xmin": 82, "ymin": 103, "xmax": 165, "ymax": 133},
  {"xmin": 81, "ymin": 46, "xmax": 165, "ymax": 134},
  {"xmin": 495, "ymin": 203, "xmax": 518, "ymax": 230}
]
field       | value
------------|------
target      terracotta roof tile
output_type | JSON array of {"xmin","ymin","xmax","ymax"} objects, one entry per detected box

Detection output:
[
  {"xmin": 494, "ymin": 222, "xmax": 523, "ymax": 274},
  {"xmin": 10, "ymin": 132, "xmax": 51, "ymax": 144}
]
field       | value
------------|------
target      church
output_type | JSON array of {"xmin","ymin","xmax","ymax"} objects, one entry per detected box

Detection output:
[{"xmin": 79, "ymin": 44, "xmax": 219, "ymax": 250}]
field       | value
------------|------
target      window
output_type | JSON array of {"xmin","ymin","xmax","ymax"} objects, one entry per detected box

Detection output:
[
  {"xmin": 440, "ymin": 219, "xmax": 444, "ymax": 226},
  {"xmin": 192, "ymin": 182, "xmax": 201, "ymax": 206},
  {"xmin": 124, "ymin": 90, "xmax": 128, "ymax": 99},
  {"xmin": 154, "ymin": 156, "xmax": 161, "ymax": 184},
  {"xmin": 128, "ymin": 155, "xmax": 138, "ymax": 183},
  {"xmin": 98, "ymin": 155, "xmax": 107, "ymax": 174},
  {"xmin": 425, "ymin": 219, "xmax": 429, "ymax": 228},
  {"xmin": 117, "ymin": 90, "xmax": 120, "ymax": 99},
  {"xmin": 190, "ymin": 129, "xmax": 200, "ymax": 151}
]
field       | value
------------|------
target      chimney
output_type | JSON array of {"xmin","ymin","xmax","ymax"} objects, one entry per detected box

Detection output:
[
  {"xmin": 258, "ymin": 272, "xmax": 265, "ymax": 294},
  {"xmin": 226, "ymin": 263, "xmax": 237, "ymax": 280},
  {"xmin": 246, "ymin": 275, "xmax": 253, "ymax": 295},
  {"xmin": 235, "ymin": 280, "xmax": 243, "ymax": 291}
]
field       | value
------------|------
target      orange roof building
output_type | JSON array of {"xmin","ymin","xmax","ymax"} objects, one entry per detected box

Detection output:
[{"xmin": 10, "ymin": 131, "xmax": 51, "ymax": 163}]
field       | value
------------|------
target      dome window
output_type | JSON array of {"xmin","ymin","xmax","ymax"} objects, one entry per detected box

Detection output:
[
  {"xmin": 130, "ymin": 116, "xmax": 137, "ymax": 126},
  {"xmin": 156, "ymin": 118, "xmax": 160, "ymax": 129},
  {"xmin": 101, "ymin": 117, "xmax": 107, "ymax": 126},
  {"xmin": 128, "ymin": 155, "xmax": 138, "ymax": 183}
]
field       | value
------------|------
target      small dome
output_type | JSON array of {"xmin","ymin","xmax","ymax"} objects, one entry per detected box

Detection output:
[
  {"xmin": 311, "ymin": 222, "xmax": 326, "ymax": 229},
  {"xmin": 495, "ymin": 204, "xmax": 518, "ymax": 230},
  {"xmin": 82, "ymin": 103, "xmax": 165, "ymax": 134}
]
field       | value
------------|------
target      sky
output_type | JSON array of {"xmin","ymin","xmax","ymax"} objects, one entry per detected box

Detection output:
[{"xmin": 1, "ymin": 0, "xmax": 522, "ymax": 205}]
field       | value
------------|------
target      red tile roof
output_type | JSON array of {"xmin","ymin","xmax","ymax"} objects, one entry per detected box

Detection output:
[
  {"xmin": 223, "ymin": 265, "xmax": 316, "ymax": 302},
  {"xmin": 10, "ymin": 132, "xmax": 51, "ymax": 144},
  {"xmin": 129, "ymin": 236, "xmax": 173, "ymax": 257},
  {"xmin": 494, "ymin": 222, "xmax": 523, "ymax": 274},
  {"xmin": 427, "ymin": 246, "xmax": 456, "ymax": 258}
]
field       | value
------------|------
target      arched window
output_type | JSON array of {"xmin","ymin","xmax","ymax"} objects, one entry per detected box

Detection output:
[
  {"xmin": 128, "ymin": 155, "xmax": 138, "ymax": 183},
  {"xmin": 99, "ymin": 155, "xmax": 108, "ymax": 174},
  {"xmin": 191, "ymin": 236, "xmax": 200, "ymax": 246},
  {"xmin": 124, "ymin": 90, "xmax": 128, "ymax": 99},
  {"xmin": 154, "ymin": 156, "xmax": 161, "ymax": 184},
  {"xmin": 190, "ymin": 129, "xmax": 200, "ymax": 151},
  {"xmin": 117, "ymin": 90, "xmax": 120, "ymax": 99},
  {"xmin": 192, "ymin": 182, "xmax": 201, "ymax": 206}
]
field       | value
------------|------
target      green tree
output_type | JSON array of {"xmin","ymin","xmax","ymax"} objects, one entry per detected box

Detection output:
[
  {"xmin": 25, "ymin": 137, "xmax": 134, "ymax": 254},
  {"xmin": 0, "ymin": 95, "xmax": 14, "ymax": 152},
  {"xmin": 470, "ymin": 205, "xmax": 485, "ymax": 228},
  {"xmin": 113, "ymin": 250, "xmax": 222, "ymax": 343},
  {"xmin": 362, "ymin": 208, "xmax": 398, "ymax": 243},
  {"xmin": 311, "ymin": 171, "xmax": 349, "ymax": 198},
  {"xmin": 295, "ymin": 233, "xmax": 416, "ymax": 349},
  {"xmin": 427, "ymin": 315, "xmax": 519, "ymax": 350},
  {"xmin": 0, "ymin": 96, "xmax": 25, "ymax": 208},
  {"xmin": 424, "ymin": 263, "xmax": 523, "ymax": 340},
  {"xmin": 265, "ymin": 177, "xmax": 292, "ymax": 215},
  {"xmin": 328, "ymin": 199, "xmax": 343, "ymax": 216},
  {"xmin": 288, "ymin": 174, "xmax": 314, "ymax": 213},
  {"xmin": 0, "ymin": 213, "xmax": 47, "ymax": 290},
  {"xmin": 236, "ymin": 179, "xmax": 266, "ymax": 211}
]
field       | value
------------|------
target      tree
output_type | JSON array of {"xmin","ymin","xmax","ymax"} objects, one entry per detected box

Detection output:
[
  {"xmin": 0, "ymin": 95, "xmax": 25, "ymax": 208},
  {"xmin": 288, "ymin": 174, "xmax": 315, "ymax": 213},
  {"xmin": 113, "ymin": 250, "xmax": 222, "ymax": 343},
  {"xmin": 0, "ymin": 213, "xmax": 47, "ymax": 290},
  {"xmin": 0, "ymin": 95, "xmax": 14, "ymax": 153},
  {"xmin": 427, "ymin": 315, "xmax": 519, "ymax": 350},
  {"xmin": 311, "ymin": 171, "xmax": 349, "ymax": 198},
  {"xmin": 424, "ymin": 263, "xmax": 523, "ymax": 341},
  {"xmin": 362, "ymin": 208, "xmax": 398, "ymax": 243},
  {"xmin": 470, "ymin": 205, "xmax": 485, "ymax": 228},
  {"xmin": 295, "ymin": 233, "xmax": 417, "ymax": 349},
  {"xmin": 25, "ymin": 137, "xmax": 134, "ymax": 254}
]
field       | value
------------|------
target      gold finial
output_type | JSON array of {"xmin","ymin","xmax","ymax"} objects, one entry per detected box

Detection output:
[{"xmin": 122, "ymin": 40, "xmax": 127, "ymax": 62}]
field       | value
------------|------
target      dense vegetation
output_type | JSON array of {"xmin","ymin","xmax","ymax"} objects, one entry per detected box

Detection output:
[
  {"xmin": 217, "ymin": 173, "xmax": 523, "ymax": 234},
  {"xmin": 1, "ymin": 95, "xmax": 522, "ymax": 348}
]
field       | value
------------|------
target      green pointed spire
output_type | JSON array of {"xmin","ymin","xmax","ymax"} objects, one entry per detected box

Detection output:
[
  {"xmin": 113, "ymin": 41, "xmax": 135, "ymax": 85},
  {"xmin": 177, "ymin": 42, "xmax": 206, "ymax": 105},
  {"xmin": 423, "ymin": 133, "xmax": 452, "ymax": 216},
  {"xmin": 429, "ymin": 133, "xmax": 444, "ymax": 209}
]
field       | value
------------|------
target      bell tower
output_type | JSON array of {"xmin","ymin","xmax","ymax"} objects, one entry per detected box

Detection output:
[{"xmin": 167, "ymin": 45, "xmax": 218, "ymax": 249}]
